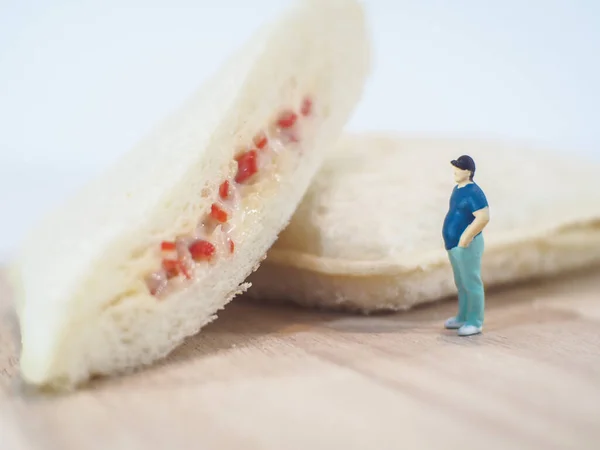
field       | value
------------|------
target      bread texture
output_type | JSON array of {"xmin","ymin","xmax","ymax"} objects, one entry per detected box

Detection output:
[
  {"xmin": 9, "ymin": 0, "xmax": 371, "ymax": 388},
  {"xmin": 245, "ymin": 133, "xmax": 600, "ymax": 312}
]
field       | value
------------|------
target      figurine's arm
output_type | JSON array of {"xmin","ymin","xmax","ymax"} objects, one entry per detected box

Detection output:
[{"xmin": 458, "ymin": 207, "xmax": 490, "ymax": 248}]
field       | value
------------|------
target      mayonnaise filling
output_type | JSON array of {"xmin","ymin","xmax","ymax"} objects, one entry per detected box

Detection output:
[{"xmin": 145, "ymin": 95, "xmax": 316, "ymax": 297}]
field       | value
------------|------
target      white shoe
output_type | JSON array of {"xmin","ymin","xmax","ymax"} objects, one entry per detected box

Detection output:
[
  {"xmin": 444, "ymin": 317, "xmax": 465, "ymax": 329},
  {"xmin": 457, "ymin": 324, "xmax": 482, "ymax": 336}
]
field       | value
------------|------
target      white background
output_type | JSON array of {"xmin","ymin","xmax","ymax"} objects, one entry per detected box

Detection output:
[{"xmin": 0, "ymin": 0, "xmax": 599, "ymax": 262}]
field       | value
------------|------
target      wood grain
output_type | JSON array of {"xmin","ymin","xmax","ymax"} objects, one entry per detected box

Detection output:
[{"xmin": 1, "ymin": 267, "xmax": 599, "ymax": 450}]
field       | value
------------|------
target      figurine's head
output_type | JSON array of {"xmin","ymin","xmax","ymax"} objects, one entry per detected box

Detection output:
[{"xmin": 451, "ymin": 155, "xmax": 476, "ymax": 184}]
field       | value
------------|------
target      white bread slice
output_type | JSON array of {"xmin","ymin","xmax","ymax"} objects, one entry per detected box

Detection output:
[
  {"xmin": 8, "ymin": 0, "xmax": 371, "ymax": 388},
  {"xmin": 245, "ymin": 133, "xmax": 600, "ymax": 312}
]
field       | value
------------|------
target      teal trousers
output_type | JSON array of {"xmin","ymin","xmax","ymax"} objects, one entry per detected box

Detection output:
[{"xmin": 447, "ymin": 233, "xmax": 485, "ymax": 328}]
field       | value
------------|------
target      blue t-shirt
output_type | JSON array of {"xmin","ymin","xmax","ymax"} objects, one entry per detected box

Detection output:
[{"xmin": 442, "ymin": 183, "xmax": 488, "ymax": 250}]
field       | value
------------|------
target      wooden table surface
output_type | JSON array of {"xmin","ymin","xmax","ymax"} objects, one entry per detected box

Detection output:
[{"xmin": 1, "ymin": 267, "xmax": 599, "ymax": 450}]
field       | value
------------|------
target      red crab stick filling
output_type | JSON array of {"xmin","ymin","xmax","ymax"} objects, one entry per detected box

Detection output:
[{"xmin": 145, "ymin": 95, "xmax": 314, "ymax": 297}]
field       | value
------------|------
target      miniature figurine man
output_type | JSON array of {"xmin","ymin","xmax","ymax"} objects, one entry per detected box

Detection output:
[{"xmin": 442, "ymin": 155, "xmax": 490, "ymax": 336}]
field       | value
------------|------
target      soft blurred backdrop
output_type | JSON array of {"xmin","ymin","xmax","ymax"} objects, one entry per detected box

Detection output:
[{"xmin": 0, "ymin": 0, "xmax": 599, "ymax": 262}]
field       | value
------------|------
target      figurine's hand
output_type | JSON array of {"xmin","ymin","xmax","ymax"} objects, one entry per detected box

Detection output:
[{"xmin": 458, "ymin": 236, "xmax": 472, "ymax": 248}]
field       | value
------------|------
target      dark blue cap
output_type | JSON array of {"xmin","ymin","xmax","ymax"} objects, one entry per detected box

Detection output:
[{"xmin": 451, "ymin": 155, "xmax": 476, "ymax": 174}]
